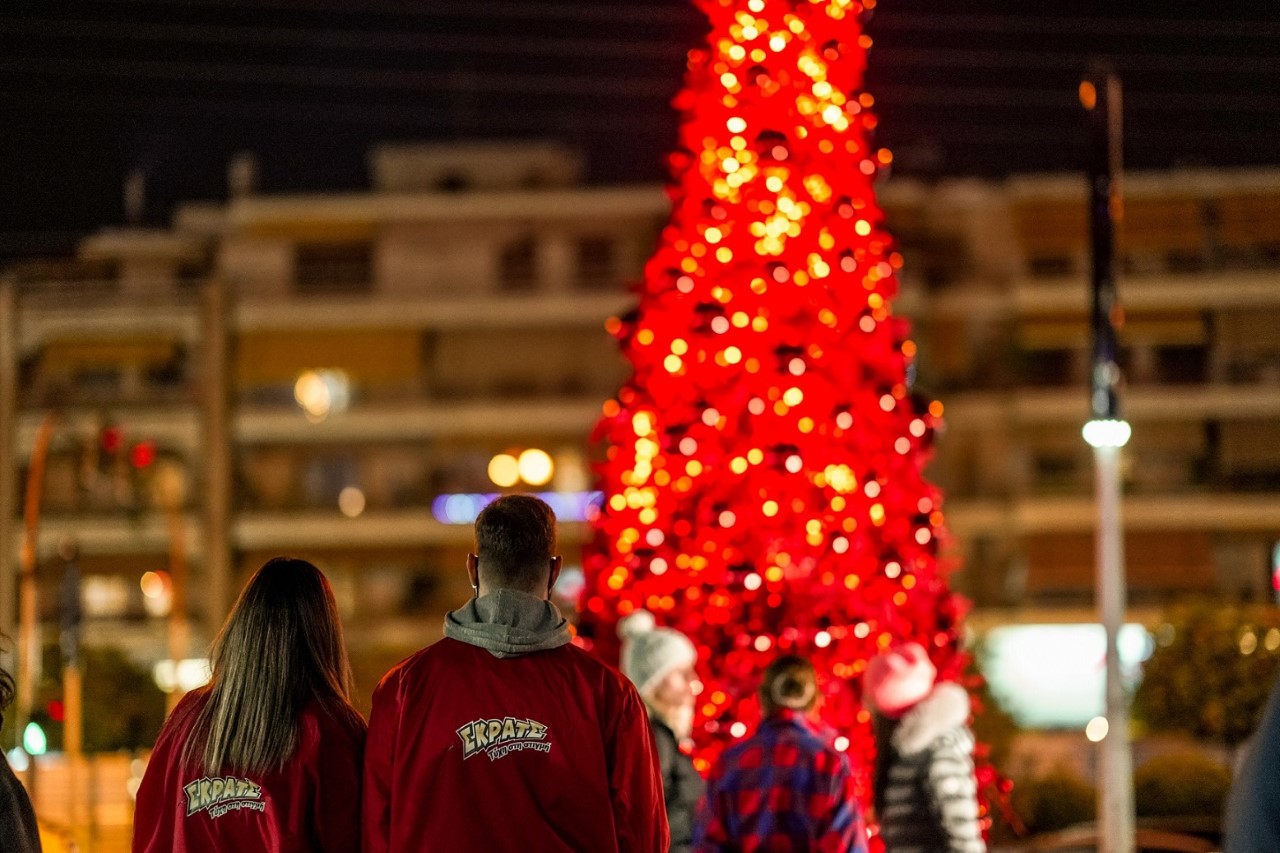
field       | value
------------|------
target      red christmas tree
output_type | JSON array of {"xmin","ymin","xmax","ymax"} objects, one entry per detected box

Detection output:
[{"xmin": 579, "ymin": 0, "xmax": 972, "ymax": 813}]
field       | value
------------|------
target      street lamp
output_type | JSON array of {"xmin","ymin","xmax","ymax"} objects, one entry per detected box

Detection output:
[
  {"xmin": 1082, "ymin": 419, "xmax": 1131, "ymax": 450},
  {"xmin": 1083, "ymin": 64, "xmax": 1135, "ymax": 853}
]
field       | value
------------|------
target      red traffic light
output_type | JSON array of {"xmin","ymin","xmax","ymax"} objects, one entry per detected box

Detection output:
[
  {"xmin": 130, "ymin": 441, "xmax": 156, "ymax": 469},
  {"xmin": 100, "ymin": 426, "xmax": 122, "ymax": 454},
  {"xmin": 47, "ymin": 699, "xmax": 65, "ymax": 722}
]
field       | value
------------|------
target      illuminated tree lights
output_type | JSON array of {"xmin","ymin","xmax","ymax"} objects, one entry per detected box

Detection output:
[{"xmin": 578, "ymin": 0, "xmax": 981, "ymax": 823}]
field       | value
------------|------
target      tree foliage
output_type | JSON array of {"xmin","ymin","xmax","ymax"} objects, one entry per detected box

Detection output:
[{"xmin": 1133, "ymin": 602, "xmax": 1280, "ymax": 747}]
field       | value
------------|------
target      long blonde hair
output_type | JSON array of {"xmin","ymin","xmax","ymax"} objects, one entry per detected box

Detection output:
[{"xmin": 181, "ymin": 557, "xmax": 357, "ymax": 775}]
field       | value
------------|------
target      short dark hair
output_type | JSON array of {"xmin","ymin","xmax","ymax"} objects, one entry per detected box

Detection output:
[
  {"xmin": 759, "ymin": 654, "xmax": 818, "ymax": 716},
  {"xmin": 474, "ymin": 495, "xmax": 558, "ymax": 592}
]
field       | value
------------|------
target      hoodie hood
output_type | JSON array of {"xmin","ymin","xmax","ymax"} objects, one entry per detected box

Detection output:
[
  {"xmin": 443, "ymin": 588, "xmax": 572, "ymax": 658},
  {"xmin": 891, "ymin": 681, "xmax": 972, "ymax": 756}
]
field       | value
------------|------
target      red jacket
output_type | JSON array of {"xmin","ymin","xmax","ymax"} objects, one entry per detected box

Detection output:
[
  {"xmin": 133, "ymin": 688, "xmax": 365, "ymax": 853},
  {"xmin": 363, "ymin": 636, "xmax": 670, "ymax": 852}
]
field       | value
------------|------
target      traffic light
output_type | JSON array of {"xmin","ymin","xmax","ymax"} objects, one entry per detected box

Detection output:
[
  {"xmin": 22, "ymin": 721, "xmax": 47, "ymax": 756},
  {"xmin": 99, "ymin": 424, "xmax": 122, "ymax": 454},
  {"xmin": 130, "ymin": 440, "xmax": 156, "ymax": 469}
]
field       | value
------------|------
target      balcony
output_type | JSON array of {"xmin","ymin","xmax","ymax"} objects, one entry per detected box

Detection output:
[
  {"xmin": 235, "ymin": 396, "xmax": 604, "ymax": 444},
  {"xmin": 1010, "ymin": 173, "xmax": 1280, "ymax": 280},
  {"xmin": 15, "ymin": 280, "xmax": 204, "ymax": 352},
  {"xmin": 234, "ymin": 289, "xmax": 632, "ymax": 332},
  {"xmin": 945, "ymin": 492, "xmax": 1280, "ymax": 539},
  {"xmin": 16, "ymin": 407, "xmax": 201, "ymax": 461}
]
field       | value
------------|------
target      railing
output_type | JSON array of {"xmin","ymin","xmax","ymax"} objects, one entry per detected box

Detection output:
[
  {"xmin": 234, "ymin": 376, "xmax": 623, "ymax": 407},
  {"xmin": 21, "ymin": 380, "xmax": 198, "ymax": 410},
  {"xmin": 1015, "ymin": 192, "xmax": 1280, "ymax": 279},
  {"xmin": 16, "ymin": 278, "xmax": 206, "ymax": 311}
]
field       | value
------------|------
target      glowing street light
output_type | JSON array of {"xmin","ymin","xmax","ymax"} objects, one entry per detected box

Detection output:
[
  {"xmin": 338, "ymin": 486, "xmax": 366, "ymax": 518},
  {"xmin": 488, "ymin": 454, "xmax": 520, "ymax": 488},
  {"xmin": 293, "ymin": 369, "xmax": 350, "ymax": 423},
  {"xmin": 22, "ymin": 721, "xmax": 47, "ymax": 757},
  {"xmin": 1082, "ymin": 419, "xmax": 1131, "ymax": 449},
  {"xmin": 489, "ymin": 449, "xmax": 555, "ymax": 487},
  {"xmin": 517, "ymin": 449, "xmax": 554, "ymax": 486},
  {"xmin": 1086, "ymin": 715, "xmax": 1110, "ymax": 743}
]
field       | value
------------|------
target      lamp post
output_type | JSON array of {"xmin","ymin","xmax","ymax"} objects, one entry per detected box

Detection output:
[
  {"xmin": 18, "ymin": 411, "xmax": 57, "ymax": 803},
  {"xmin": 157, "ymin": 462, "xmax": 189, "ymax": 714},
  {"xmin": 58, "ymin": 535, "xmax": 85, "ymax": 849},
  {"xmin": 1081, "ymin": 65, "xmax": 1134, "ymax": 853}
]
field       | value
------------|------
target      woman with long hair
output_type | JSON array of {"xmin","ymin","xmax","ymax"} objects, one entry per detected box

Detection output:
[
  {"xmin": 695, "ymin": 655, "xmax": 866, "ymax": 853},
  {"xmin": 1, "ymin": 640, "xmax": 42, "ymax": 852},
  {"xmin": 134, "ymin": 557, "xmax": 365, "ymax": 852}
]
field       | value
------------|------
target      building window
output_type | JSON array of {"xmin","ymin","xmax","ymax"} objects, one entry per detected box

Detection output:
[
  {"xmin": 1032, "ymin": 452, "xmax": 1081, "ymax": 493},
  {"xmin": 499, "ymin": 236, "xmax": 538, "ymax": 291},
  {"xmin": 175, "ymin": 252, "xmax": 213, "ymax": 289},
  {"xmin": 1020, "ymin": 348, "xmax": 1078, "ymax": 386},
  {"xmin": 575, "ymin": 237, "xmax": 616, "ymax": 290},
  {"xmin": 295, "ymin": 242, "xmax": 373, "ymax": 293},
  {"xmin": 1154, "ymin": 344, "xmax": 1208, "ymax": 384}
]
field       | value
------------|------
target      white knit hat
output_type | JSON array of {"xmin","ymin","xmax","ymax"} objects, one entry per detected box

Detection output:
[{"xmin": 618, "ymin": 610, "xmax": 697, "ymax": 698}]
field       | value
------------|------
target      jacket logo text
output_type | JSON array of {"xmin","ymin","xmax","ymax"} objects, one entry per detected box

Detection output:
[
  {"xmin": 457, "ymin": 717, "xmax": 551, "ymax": 761},
  {"xmin": 183, "ymin": 775, "xmax": 265, "ymax": 819}
]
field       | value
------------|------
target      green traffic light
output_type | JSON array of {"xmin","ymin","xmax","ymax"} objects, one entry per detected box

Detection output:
[{"xmin": 22, "ymin": 721, "xmax": 47, "ymax": 756}]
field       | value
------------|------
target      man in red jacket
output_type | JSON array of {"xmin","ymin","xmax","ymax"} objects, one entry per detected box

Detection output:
[{"xmin": 363, "ymin": 494, "xmax": 670, "ymax": 852}]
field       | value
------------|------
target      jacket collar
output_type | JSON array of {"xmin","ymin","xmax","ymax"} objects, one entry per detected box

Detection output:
[{"xmin": 890, "ymin": 682, "xmax": 971, "ymax": 755}]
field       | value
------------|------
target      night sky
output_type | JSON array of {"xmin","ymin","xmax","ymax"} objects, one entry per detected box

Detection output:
[{"xmin": 2, "ymin": 0, "xmax": 1278, "ymax": 260}]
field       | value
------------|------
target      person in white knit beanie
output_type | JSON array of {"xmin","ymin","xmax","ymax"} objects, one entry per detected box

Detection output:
[{"xmin": 619, "ymin": 610, "xmax": 703, "ymax": 853}]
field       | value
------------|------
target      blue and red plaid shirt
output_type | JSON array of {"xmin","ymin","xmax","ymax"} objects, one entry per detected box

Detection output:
[{"xmin": 694, "ymin": 710, "xmax": 867, "ymax": 853}]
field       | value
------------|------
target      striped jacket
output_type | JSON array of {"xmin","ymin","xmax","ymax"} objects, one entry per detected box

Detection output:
[{"xmin": 872, "ymin": 683, "xmax": 985, "ymax": 853}]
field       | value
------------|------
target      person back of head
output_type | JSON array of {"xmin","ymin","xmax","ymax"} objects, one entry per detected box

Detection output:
[
  {"xmin": 184, "ymin": 557, "xmax": 354, "ymax": 775},
  {"xmin": 471, "ymin": 494, "xmax": 559, "ymax": 596},
  {"xmin": 760, "ymin": 654, "xmax": 819, "ymax": 717}
]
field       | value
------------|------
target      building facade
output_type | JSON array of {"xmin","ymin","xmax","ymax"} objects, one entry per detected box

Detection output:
[{"xmin": 3, "ymin": 144, "xmax": 1279, "ymax": 709}]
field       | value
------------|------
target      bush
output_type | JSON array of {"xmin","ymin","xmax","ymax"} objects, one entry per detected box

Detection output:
[
  {"xmin": 1134, "ymin": 751, "xmax": 1232, "ymax": 818},
  {"xmin": 1134, "ymin": 602, "xmax": 1280, "ymax": 746},
  {"xmin": 970, "ymin": 673, "xmax": 1019, "ymax": 771},
  {"xmin": 33, "ymin": 643, "xmax": 166, "ymax": 753},
  {"xmin": 1011, "ymin": 771, "xmax": 1096, "ymax": 835},
  {"xmin": 82, "ymin": 645, "xmax": 166, "ymax": 752}
]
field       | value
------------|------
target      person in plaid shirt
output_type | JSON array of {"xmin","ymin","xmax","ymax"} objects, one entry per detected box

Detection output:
[{"xmin": 694, "ymin": 655, "xmax": 867, "ymax": 853}]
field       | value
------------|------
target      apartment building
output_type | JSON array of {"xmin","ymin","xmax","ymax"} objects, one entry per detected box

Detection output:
[
  {"xmin": 894, "ymin": 171, "xmax": 1280, "ymax": 619},
  {"xmin": 3, "ymin": 144, "xmax": 1278, "ymax": 711},
  {"xmin": 1, "ymin": 143, "xmax": 664, "ymax": 692}
]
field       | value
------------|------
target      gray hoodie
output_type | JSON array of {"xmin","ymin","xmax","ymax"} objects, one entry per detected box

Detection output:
[{"xmin": 443, "ymin": 589, "xmax": 571, "ymax": 658}]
